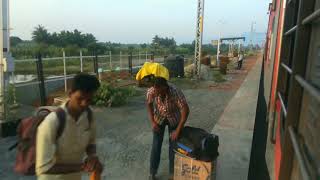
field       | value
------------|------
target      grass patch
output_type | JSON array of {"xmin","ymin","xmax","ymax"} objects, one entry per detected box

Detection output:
[{"xmin": 212, "ymin": 70, "xmax": 226, "ymax": 83}]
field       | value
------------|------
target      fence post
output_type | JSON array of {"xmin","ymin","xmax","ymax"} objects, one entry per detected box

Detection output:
[
  {"xmin": 63, "ymin": 51, "xmax": 67, "ymax": 92},
  {"xmin": 120, "ymin": 51, "xmax": 122, "ymax": 69},
  {"xmin": 94, "ymin": 54, "xmax": 98, "ymax": 74},
  {"xmin": 98, "ymin": 68, "xmax": 102, "ymax": 82},
  {"xmin": 80, "ymin": 50, "xmax": 83, "ymax": 72},
  {"xmin": 128, "ymin": 52, "xmax": 133, "ymax": 75},
  {"xmin": 145, "ymin": 51, "xmax": 148, "ymax": 62},
  {"xmin": 151, "ymin": 52, "xmax": 155, "ymax": 62},
  {"xmin": 138, "ymin": 51, "xmax": 141, "ymax": 65},
  {"xmin": 36, "ymin": 53, "xmax": 46, "ymax": 105},
  {"xmin": 109, "ymin": 51, "xmax": 112, "ymax": 70}
]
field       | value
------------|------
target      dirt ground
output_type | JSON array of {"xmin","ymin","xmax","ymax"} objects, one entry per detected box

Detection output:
[{"xmin": 0, "ymin": 55, "xmax": 258, "ymax": 180}]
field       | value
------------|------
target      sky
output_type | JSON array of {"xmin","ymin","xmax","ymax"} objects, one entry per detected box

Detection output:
[{"xmin": 10, "ymin": 0, "xmax": 271, "ymax": 44}]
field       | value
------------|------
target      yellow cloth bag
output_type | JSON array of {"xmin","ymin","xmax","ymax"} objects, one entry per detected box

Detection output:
[{"xmin": 135, "ymin": 62, "xmax": 169, "ymax": 81}]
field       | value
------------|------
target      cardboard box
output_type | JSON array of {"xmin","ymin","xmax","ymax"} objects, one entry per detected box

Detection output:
[{"xmin": 174, "ymin": 153, "xmax": 217, "ymax": 180}]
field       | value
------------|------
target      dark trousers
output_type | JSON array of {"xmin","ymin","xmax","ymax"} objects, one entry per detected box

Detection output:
[
  {"xmin": 238, "ymin": 60, "xmax": 243, "ymax": 69},
  {"xmin": 150, "ymin": 122, "xmax": 176, "ymax": 175}
]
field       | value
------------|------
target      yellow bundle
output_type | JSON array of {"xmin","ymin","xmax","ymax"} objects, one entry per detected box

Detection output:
[{"xmin": 136, "ymin": 62, "xmax": 169, "ymax": 81}]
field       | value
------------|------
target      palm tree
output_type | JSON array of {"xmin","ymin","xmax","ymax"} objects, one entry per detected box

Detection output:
[{"xmin": 32, "ymin": 25, "xmax": 51, "ymax": 44}]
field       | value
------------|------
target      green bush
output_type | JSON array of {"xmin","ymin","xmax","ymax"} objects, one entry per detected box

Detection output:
[
  {"xmin": 93, "ymin": 83, "xmax": 137, "ymax": 107},
  {"xmin": 6, "ymin": 84, "xmax": 16, "ymax": 105},
  {"xmin": 213, "ymin": 70, "xmax": 226, "ymax": 83}
]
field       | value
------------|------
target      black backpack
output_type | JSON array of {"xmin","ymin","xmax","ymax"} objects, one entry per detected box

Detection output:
[{"xmin": 175, "ymin": 126, "xmax": 219, "ymax": 162}]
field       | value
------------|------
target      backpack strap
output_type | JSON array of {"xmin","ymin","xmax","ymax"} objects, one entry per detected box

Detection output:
[
  {"xmin": 55, "ymin": 108, "xmax": 66, "ymax": 140},
  {"xmin": 86, "ymin": 107, "xmax": 93, "ymax": 129}
]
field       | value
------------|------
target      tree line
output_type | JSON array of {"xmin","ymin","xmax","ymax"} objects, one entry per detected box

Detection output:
[{"xmin": 11, "ymin": 25, "xmax": 224, "ymax": 59}]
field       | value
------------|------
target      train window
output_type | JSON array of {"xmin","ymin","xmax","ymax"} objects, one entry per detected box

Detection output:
[
  {"xmin": 297, "ymin": 9, "xmax": 320, "ymax": 178},
  {"xmin": 299, "ymin": 93, "xmax": 320, "ymax": 179}
]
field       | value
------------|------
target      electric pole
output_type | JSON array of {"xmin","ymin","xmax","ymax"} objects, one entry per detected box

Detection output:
[
  {"xmin": 250, "ymin": 21, "xmax": 256, "ymax": 50},
  {"xmin": 0, "ymin": 0, "xmax": 6, "ymax": 124},
  {"xmin": 0, "ymin": 0, "xmax": 14, "ymax": 127},
  {"xmin": 194, "ymin": 0, "xmax": 205, "ymax": 79}
]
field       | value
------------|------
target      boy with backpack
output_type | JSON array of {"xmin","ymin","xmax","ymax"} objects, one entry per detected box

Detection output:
[{"xmin": 35, "ymin": 73, "xmax": 102, "ymax": 180}]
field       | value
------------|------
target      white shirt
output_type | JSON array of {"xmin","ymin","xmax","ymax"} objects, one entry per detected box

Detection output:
[
  {"xmin": 238, "ymin": 54, "xmax": 244, "ymax": 61},
  {"xmin": 36, "ymin": 103, "xmax": 96, "ymax": 180}
]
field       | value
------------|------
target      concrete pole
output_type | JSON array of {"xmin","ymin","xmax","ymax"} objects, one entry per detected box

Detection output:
[
  {"xmin": 109, "ymin": 51, "xmax": 112, "ymax": 70},
  {"xmin": 0, "ymin": 0, "xmax": 4, "ymax": 123},
  {"xmin": 80, "ymin": 50, "xmax": 83, "ymax": 72},
  {"xmin": 63, "ymin": 51, "xmax": 67, "ymax": 92},
  {"xmin": 238, "ymin": 41, "xmax": 241, "ymax": 54},
  {"xmin": 9, "ymin": 0, "xmax": 17, "ymax": 107},
  {"xmin": 4, "ymin": 0, "xmax": 16, "ymax": 108},
  {"xmin": 2, "ymin": 0, "xmax": 9, "ymax": 55},
  {"xmin": 0, "ymin": 0, "xmax": 11, "ymax": 124}
]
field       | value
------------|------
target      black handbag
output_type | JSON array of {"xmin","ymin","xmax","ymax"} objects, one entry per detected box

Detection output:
[{"xmin": 175, "ymin": 126, "xmax": 219, "ymax": 162}]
